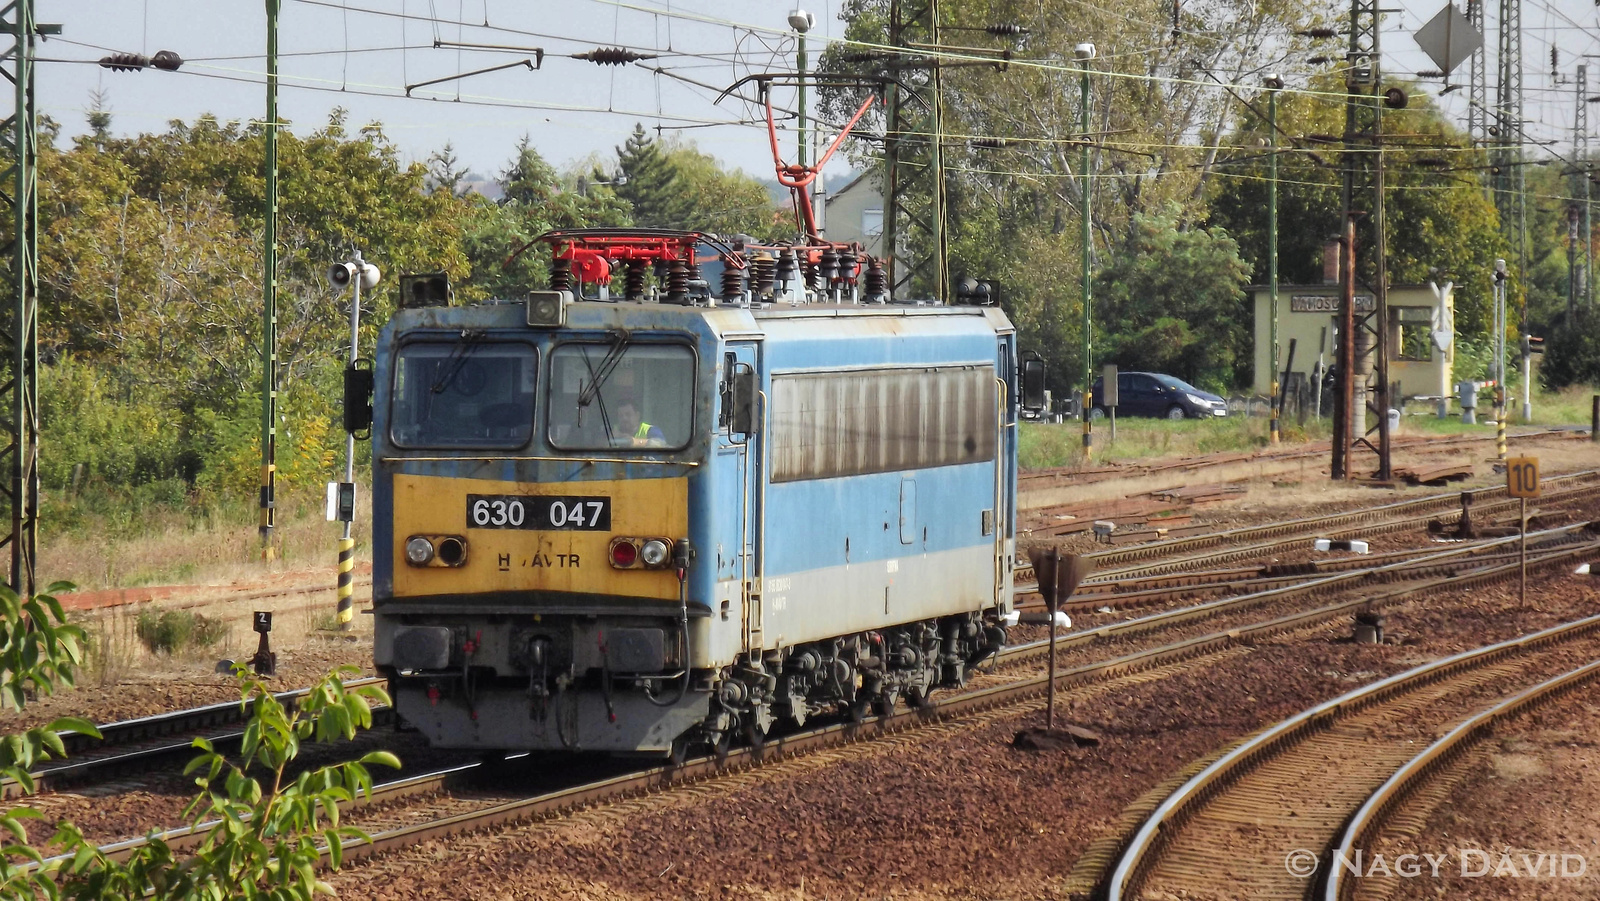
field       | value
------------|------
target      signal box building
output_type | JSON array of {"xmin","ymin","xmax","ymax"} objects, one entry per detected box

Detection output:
[{"xmin": 1249, "ymin": 250, "xmax": 1455, "ymax": 403}]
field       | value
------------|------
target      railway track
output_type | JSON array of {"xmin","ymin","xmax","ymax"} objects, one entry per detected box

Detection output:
[
  {"xmin": 1019, "ymin": 541, "xmax": 1570, "ymax": 618},
  {"xmin": 1016, "ymin": 427, "xmax": 1588, "ymax": 495},
  {"xmin": 1323, "ymin": 658, "xmax": 1600, "ymax": 901},
  {"xmin": 71, "ymin": 521, "xmax": 1598, "ymax": 875},
  {"xmin": 1097, "ymin": 613, "xmax": 1600, "ymax": 901},
  {"xmin": 1, "ymin": 677, "xmax": 388, "ymax": 800},
  {"xmin": 1014, "ymin": 467, "xmax": 1600, "ymax": 586}
]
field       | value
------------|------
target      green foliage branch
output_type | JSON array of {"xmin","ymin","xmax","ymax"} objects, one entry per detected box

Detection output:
[{"xmin": 0, "ymin": 581, "xmax": 396, "ymax": 900}]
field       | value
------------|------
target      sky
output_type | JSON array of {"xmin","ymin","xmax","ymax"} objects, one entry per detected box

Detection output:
[
  {"xmin": 30, "ymin": 1, "xmax": 1600, "ymax": 186},
  {"xmin": 37, "ymin": 0, "xmax": 851, "ymax": 181}
]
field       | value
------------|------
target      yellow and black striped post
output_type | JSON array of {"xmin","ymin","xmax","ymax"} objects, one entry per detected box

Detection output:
[
  {"xmin": 336, "ymin": 536, "xmax": 355, "ymax": 627},
  {"xmin": 258, "ymin": 461, "xmax": 275, "ymax": 561},
  {"xmin": 1082, "ymin": 388, "xmax": 1093, "ymax": 461},
  {"xmin": 1495, "ymin": 387, "xmax": 1507, "ymax": 460}
]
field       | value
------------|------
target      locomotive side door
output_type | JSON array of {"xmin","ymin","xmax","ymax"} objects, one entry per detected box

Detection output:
[{"xmin": 717, "ymin": 341, "xmax": 763, "ymax": 654}]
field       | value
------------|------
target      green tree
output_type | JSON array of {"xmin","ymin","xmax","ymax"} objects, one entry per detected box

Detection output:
[
  {"xmin": 426, "ymin": 142, "xmax": 468, "ymax": 197},
  {"xmin": 1541, "ymin": 308, "xmax": 1600, "ymax": 389},
  {"xmin": 615, "ymin": 124, "xmax": 689, "ymax": 228},
  {"xmin": 0, "ymin": 578, "xmax": 396, "ymax": 900},
  {"xmin": 665, "ymin": 142, "xmax": 783, "ymax": 239},
  {"xmin": 457, "ymin": 137, "xmax": 631, "ymax": 301},
  {"xmin": 33, "ymin": 111, "xmax": 472, "ymax": 500},
  {"xmin": 1095, "ymin": 210, "xmax": 1253, "ymax": 390},
  {"xmin": 1206, "ymin": 76, "xmax": 1508, "ymax": 342}
]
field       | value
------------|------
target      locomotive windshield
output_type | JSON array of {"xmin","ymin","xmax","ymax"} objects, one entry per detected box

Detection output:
[
  {"xmin": 547, "ymin": 341, "xmax": 695, "ymax": 451},
  {"xmin": 390, "ymin": 338, "xmax": 538, "ymax": 448}
]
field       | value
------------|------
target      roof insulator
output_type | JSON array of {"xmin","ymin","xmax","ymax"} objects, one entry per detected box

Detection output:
[{"xmin": 573, "ymin": 47, "xmax": 655, "ymax": 66}]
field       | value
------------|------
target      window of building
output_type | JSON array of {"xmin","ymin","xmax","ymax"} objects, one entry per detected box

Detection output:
[
  {"xmin": 1391, "ymin": 306, "xmax": 1435, "ymax": 362},
  {"xmin": 862, "ymin": 208, "xmax": 883, "ymax": 237}
]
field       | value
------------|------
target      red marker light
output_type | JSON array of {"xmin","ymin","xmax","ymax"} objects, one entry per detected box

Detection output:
[{"xmin": 610, "ymin": 540, "xmax": 638, "ymax": 568}]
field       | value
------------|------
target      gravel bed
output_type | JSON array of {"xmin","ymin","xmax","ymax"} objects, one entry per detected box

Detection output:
[
  {"xmin": 0, "ymin": 634, "xmax": 375, "ymax": 734},
  {"xmin": 1376, "ymin": 678, "xmax": 1600, "ymax": 901},
  {"xmin": 324, "ymin": 549, "xmax": 1600, "ymax": 901}
]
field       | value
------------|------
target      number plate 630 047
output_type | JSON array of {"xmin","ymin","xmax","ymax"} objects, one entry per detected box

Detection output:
[{"xmin": 466, "ymin": 494, "xmax": 611, "ymax": 531}]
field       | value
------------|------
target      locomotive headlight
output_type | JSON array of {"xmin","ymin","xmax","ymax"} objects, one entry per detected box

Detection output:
[
  {"xmin": 640, "ymin": 538, "xmax": 670, "ymax": 567},
  {"xmin": 405, "ymin": 536, "xmax": 436, "ymax": 566}
]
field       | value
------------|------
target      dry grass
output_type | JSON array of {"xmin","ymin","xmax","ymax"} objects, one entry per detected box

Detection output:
[{"xmin": 39, "ymin": 491, "xmax": 371, "ymax": 592}]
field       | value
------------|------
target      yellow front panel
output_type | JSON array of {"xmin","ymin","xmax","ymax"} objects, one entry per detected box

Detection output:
[{"xmin": 392, "ymin": 473, "xmax": 689, "ymax": 600}]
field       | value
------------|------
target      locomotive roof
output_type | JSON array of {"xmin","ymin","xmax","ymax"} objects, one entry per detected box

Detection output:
[{"xmin": 387, "ymin": 299, "xmax": 1015, "ymax": 339}]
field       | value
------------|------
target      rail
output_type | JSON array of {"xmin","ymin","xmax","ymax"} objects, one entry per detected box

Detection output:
[
  {"xmin": 1323, "ymin": 658, "xmax": 1600, "ymax": 901},
  {"xmin": 1105, "ymin": 609, "xmax": 1600, "ymax": 901}
]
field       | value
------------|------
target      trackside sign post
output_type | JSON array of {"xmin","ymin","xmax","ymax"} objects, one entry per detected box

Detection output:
[{"xmin": 1508, "ymin": 457, "xmax": 1539, "ymax": 605}]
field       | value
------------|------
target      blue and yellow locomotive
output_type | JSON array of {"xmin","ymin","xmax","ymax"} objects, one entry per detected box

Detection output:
[{"xmin": 371, "ymin": 229, "xmax": 1032, "ymax": 757}]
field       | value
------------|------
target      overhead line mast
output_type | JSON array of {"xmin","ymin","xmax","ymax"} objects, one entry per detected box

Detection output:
[
  {"xmin": 0, "ymin": 1, "xmax": 53, "ymax": 595},
  {"xmin": 260, "ymin": 0, "xmax": 280, "ymax": 559},
  {"xmin": 1332, "ymin": 0, "xmax": 1392, "ymax": 482},
  {"xmin": 882, "ymin": 0, "xmax": 949, "ymax": 303}
]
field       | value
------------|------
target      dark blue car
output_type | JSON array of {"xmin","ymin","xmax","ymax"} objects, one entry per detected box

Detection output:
[{"xmin": 1090, "ymin": 371, "xmax": 1228, "ymax": 420}]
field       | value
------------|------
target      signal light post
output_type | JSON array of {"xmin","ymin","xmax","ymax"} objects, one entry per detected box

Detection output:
[{"xmin": 328, "ymin": 252, "xmax": 380, "ymax": 629}]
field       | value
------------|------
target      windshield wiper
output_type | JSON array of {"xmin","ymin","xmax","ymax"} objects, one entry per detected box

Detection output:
[
  {"xmin": 575, "ymin": 329, "xmax": 631, "ymax": 409},
  {"xmin": 420, "ymin": 329, "xmax": 487, "ymax": 422}
]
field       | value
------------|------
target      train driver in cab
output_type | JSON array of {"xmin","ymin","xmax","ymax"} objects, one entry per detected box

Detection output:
[{"xmin": 614, "ymin": 399, "xmax": 666, "ymax": 447}]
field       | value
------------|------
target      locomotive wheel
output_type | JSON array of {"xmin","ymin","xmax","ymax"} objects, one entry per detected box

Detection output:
[
  {"xmin": 712, "ymin": 728, "xmax": 734, "ymax": 765},
  {"xmin": 669, "ymin": 734, "xmax": 693, "ymax": 768},
  {"xmin": 846, "ymin": 697, "xmax": 871, "ymax": 724},
  {"xmin": 906, "ymin": 687, "xmax": 936, "ymax": 712},
  {"xmin": 873, "ymin": 688, "xmax": 899, "ymax": 718},
  {"xmin": 743, "ymin": 718, "xmax": 767, "ymax": 757}
]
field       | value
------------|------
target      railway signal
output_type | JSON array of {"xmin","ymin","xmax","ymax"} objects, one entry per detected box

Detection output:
[
  {"xmin": 250, "ymin": 611, "xmax": 276, "ymax": 676},
  {"xmin": 328, "ymin": 252, "xmax": 381, "ymax": 630}
]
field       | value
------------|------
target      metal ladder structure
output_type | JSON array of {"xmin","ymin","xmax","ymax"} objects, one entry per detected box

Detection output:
[{"xmin": 0, "ymin": 0, "xmax": 43, "ymax": 596}]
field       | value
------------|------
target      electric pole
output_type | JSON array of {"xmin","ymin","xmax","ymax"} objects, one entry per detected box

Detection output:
[
  {"xmin": 260, "ymin": 0, "xmax": 280, "ymax": 559},
  {"xmin": 1494, "ymin": 0, "xmax": 1524, "ymax": 424},
  {"xmin": 1079, "ymin": 44, "xmax": 1095, "ymax": 459},
  {"xmin": 1468, "ymin": 0, "xmax": 1487, "ymax": 168},
  {"xmin": 882, "ymin": 0, "xmax": 948, "ymax": 302},
  {"xmin": 1578, "ymin": 64, "xmax": 1592, "ymax": 312},
  {"xmin": 1267, "ymin": 75, "xmax": 1283, "ymax": 445},
  {"xmin": 0, "ymin": 1, "xmax": 51, "ymax": 595},
  {"xmin": 1333, "ymin": 0, "xmax": 1392, "ymax": 481}
]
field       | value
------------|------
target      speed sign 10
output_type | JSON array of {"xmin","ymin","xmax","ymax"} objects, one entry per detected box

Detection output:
[{"xmin": 1506, "ymin": 457, "xmax": 1540, "ymax": 498}]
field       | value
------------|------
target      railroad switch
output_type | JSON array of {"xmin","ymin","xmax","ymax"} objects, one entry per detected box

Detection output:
[{"xmin": 250, "ymin": 611, "xmax": 277, "ymax": 676}]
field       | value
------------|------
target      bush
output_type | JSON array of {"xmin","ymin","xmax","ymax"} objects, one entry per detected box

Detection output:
[
  {"xmin": 39, "ymin": 357, "xmax": 185, "ymax": 490},
  {"xmin": 134, "ymin": 609, "xmax": 225, "ymax": 655},
  {"xmin": 1541, "ymin": 310, "xmax": 1600, "ymax": 390}
]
